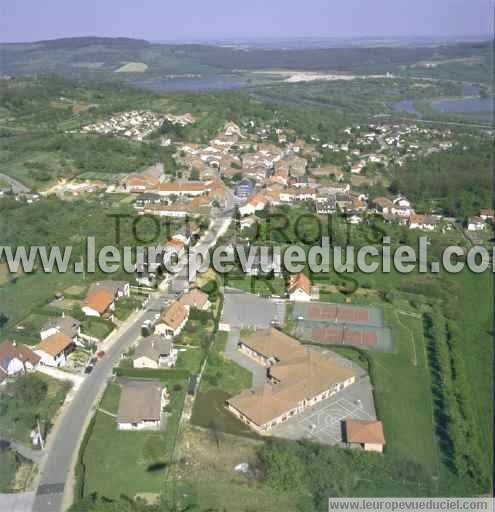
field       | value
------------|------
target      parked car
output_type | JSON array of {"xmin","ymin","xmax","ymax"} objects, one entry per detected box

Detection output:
[
  {"xmin": 96, "ymin": 350, "xmax": 105, "ymax": 359},
  {"xmin": 84, "ymin": 365, "xmax": 94, "ymax": 374}
]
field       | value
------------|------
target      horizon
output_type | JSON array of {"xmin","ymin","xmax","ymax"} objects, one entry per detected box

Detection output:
[
  {"xmin": 2, "ymin": 0, "xmax": 493, "ymax": 44},
  {"xmin": 1, "ymin": 33, "xmax": 492, "ymax": 46}
]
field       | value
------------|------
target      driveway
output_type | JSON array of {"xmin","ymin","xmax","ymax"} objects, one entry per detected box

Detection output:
[
  {"xmin": 0, "ymin": 492, "xmax": 36, "ymax": 512},
  {"xmin": 0, "ymin": 439, "xmax": 44, "ymax": 464},
  {"xmin": 36, "ymin": 366, "xmax": 84, "ymax": 390},
  {"xmin": 224, "ymin": 328, "xmax": 266, "ymax": 387}
]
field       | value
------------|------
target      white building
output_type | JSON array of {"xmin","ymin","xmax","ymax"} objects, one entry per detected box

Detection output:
[
  {"xmin": 117, "ymin": 381, "xmax": 166, "ymax": 431},
  {"xmin": 0, "ymin": 341, "xmax": 40, "ymax": 383},
  {"xmin": 35, "ymin": 333, "xmax": 75, "ymax": 367}
]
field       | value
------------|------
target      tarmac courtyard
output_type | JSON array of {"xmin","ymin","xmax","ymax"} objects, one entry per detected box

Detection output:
[{"xmin": 271, "ymin": 373, "xmax": 376, "ymax": 446}]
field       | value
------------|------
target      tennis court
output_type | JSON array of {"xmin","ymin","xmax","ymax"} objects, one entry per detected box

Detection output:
[{"xmin": 292, "ymin": 302, "xmax": 394, "ymax": 352}]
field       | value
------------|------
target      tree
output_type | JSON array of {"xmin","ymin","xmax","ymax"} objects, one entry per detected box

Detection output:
[{"xmin": 10, "ymin": 373, "xmax": 48, "ymax": 406}]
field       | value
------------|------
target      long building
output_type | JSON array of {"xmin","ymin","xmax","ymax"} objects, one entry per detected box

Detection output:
[{"xmin": 226, "ymin": 329, "xmax": 356, "ymax": 433}]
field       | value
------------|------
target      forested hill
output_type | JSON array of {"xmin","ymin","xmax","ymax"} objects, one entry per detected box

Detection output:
[
  {"xmin": 0, "ymin": 36, "xmax": 490, "ymax": 82},
  {"xmin": 22, "ymin": 37, "xmax": 151, "ymax": 50}
]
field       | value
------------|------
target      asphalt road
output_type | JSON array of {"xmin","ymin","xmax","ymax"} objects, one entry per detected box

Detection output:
[
  {"xmin": 0, "ymin": 173, "xmax": 30, "ymax": 193},
  {"xmin": 32, "ymin": 205, "xmax": 233, "ymax": 512}
]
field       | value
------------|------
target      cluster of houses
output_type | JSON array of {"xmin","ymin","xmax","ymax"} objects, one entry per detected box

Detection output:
[
  {"xmin": 114, "ymin": 287, "xmax": 211, "ymax": 431},
  {"xmin": 0, "ymin": 314, "xmax": 84, "ymax": 380},
  {"xmin": 135, "ymin": 227, "xmax": 201, "ymax": 287},
  {"xmin": 72, "ymin": 114, "xmax": 492, "ymax": 236},
  {"xmin": 323, "ymin": 122, "xmax": 456, "ymax": 170},
  {"xmin": 153, "ymin": 287, "xmax": 210, "ymax": 339},
  {"xmin": 225, "ymin": 328, "xmax": 385, "ymax": 452},
  {"xmin": 79, "ymin": 111, "xmax": 194, "ymax": 141},
  {"xmin": 0, "ymin": 279, "xmax": 134, "ymax": 382}
]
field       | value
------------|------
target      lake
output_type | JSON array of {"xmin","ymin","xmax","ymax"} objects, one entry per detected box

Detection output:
[
  {"xmin": 393, "ymin": 83, "xmax": 492, "ymax": 117},
  {"xmin": 430, "ymin": 96, "xmax": 493, "ymax": 114}
]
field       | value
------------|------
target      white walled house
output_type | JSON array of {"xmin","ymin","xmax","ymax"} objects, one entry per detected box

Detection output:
[
  {"xmin": 467, "ymin": 216, "xmax": 486, "ymax": 232},
  {"xmin": 81, "ymin": 289, "xmax": 115, "ymax": 318},
  {"xmin": 132, "ymin": 336, "xmax": 178, "ymax": 369},
  {"xmin": 35, "ymin": 333, "xmax": 75, "ymax": 367},
  {"xmin": 0, "ymin": 341, "xmax": 40, "ymax": 383},
  {"xmin": 117, "ymin": 381, "xmax": 166, "ymax": 431},
  {"xmin": 288, "ymin": 272, "xmax": 312, "ymax": 302},
  {"xmin": 40, "ymin": 315, "xmax": 81, "ymax": 344},
  {"xmin": 154, "ymin": 301, "xmax": 189, "ymax": 338}
]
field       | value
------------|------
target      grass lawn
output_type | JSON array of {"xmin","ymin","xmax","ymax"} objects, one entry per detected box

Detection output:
[
  {"xmin": 191, "ymin": 332, "xmax": 254, "ymax": 437},
  {"xmin": 5, "ymin": 311, "xmax": 58, "ymax": 345},
  {"xmin": 0, "ymin": 270, "xmax": 83, "ymax": 337},
  {"xmin": 0, "ymin": 373, "xmax": 71, "ymax": 444},
  {"xmin": 371, "ymin": 305, "xmax": 439, "ymax": 476},
  {"xmin": 175, "ymin": 481, "xmax": 299, "ymax": 512},
  {"xmin": 222, "ymin": 273, "xmax": 286, "ymax": 297},
  {"xmin": 81, "ymin": 318, "xmax": 114, "ymax": 340},
  {"xmin": 80, "ymin": 379, "xmax": 186, "ymax": 500},
  {"xmin": 200, "ymin": 332, "xmax": 252, "ymax": 395},
  {"xmin": 0, "ymin": 261, "xmax": 23, "ymax": 285},
  {"xmin": 175, "ymin": 347, "xmax": 203, "ymax": 375},
  {"xmin": 113, "ymin": 297, "xmax": 142, "ymax": 321}
]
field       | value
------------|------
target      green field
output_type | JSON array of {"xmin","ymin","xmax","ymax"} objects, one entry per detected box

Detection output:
[{"xmin": 373, "ymin": 305, "xmax": 439, "ymax": 475}]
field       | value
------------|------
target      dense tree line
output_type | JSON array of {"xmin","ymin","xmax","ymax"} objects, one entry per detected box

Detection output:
[
  {"xmin": 423, "ymin": 310, "xmax": 487, "ymax": 489},
  {"xmin": 390, "ymin": 139, "xmax": 492, "ymax": 218},
  {"xmin": 258, "ymin": 439, "xmax": 428, "ymax": 511}
]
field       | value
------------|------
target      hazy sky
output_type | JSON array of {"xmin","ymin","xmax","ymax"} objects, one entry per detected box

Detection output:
[{"xmin": 1, "ymin": 0, "xmax": 492, "ymax": 42}]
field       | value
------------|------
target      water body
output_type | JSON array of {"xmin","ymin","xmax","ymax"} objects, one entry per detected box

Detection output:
[
  {"xmin": 132, "ymin": 75, "xmax": 248, "ymax": 92},
  {"xmin": 393, "ymin": 83, "xmax": 492, "ymax": 117},
  {"xmin": 462, "ymin": 83, "xmax": 481, "ymax": 96},
  {"xmin": 393, "ymin": 99, "xmax": 421, "ymax": 115}
]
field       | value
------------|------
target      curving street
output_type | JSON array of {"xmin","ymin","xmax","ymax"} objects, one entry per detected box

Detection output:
[{"xmin": 31, "ymin": 204, "xmax": 233, "ymax": 512}]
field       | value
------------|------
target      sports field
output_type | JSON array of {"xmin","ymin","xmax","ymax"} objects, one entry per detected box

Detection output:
[{"xmin": 292, "ymin": 302, "xmax": 393, "ymax": 352}]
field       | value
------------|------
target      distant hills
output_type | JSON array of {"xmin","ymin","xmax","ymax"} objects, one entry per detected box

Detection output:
[{"xmin": 0, "ymin": 36, "xmax": 490, "ymax": 83}]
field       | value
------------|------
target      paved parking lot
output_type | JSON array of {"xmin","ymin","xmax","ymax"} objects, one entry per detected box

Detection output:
[
  {"xmin": 221, "ymin": 288, "xmax": 286, "ymax": 329},
  {"xmin": 271, "ymin": 376, "xmax": 376, "ymax": 445}
]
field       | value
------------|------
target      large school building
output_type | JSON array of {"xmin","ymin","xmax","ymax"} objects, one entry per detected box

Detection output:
[{"xmin": 226, "ymin": 329, "xmax": 356, "ymax": 433}]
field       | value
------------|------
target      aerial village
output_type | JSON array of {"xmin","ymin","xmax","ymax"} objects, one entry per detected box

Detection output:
[{"xmin": 0, "ymin": 108, "xmax": 492, "ymax": 505}]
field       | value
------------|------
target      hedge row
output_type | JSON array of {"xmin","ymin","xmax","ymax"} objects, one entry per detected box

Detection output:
[{"xmin": 113, "ymin": 367, "xmax": 190, "ymax": 380}]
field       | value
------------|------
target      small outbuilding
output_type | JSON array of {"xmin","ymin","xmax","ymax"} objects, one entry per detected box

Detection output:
[{"xmin": 344, "ymin": 419, "xmax": 385, "ymax": 453}]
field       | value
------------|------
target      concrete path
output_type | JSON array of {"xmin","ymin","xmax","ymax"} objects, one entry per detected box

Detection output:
[
  {"xmin": 2, "ymin": 439, "xmax": 44, "ymax": 464},
  {"xmin": 36, "ymin": 366, "xmax": 84, "ymax": 390},
  {"xmin": 224, "ymin": 328, "xmax": 266, "ymax": 387},
  {"xmin": 0, "ymin": 492, "xmax": 36, "ymax": 512}
]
